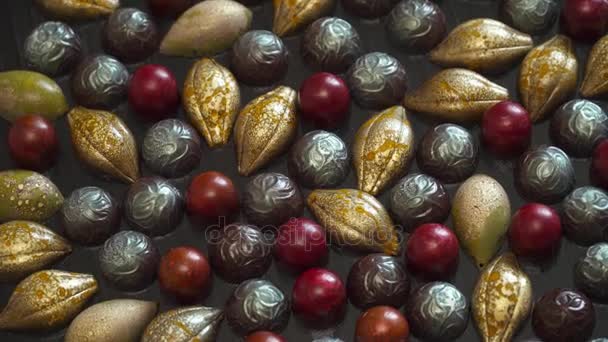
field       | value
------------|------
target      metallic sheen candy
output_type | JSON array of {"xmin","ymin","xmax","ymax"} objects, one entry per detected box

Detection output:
[
  {"xmin": 124, "ymin": 177, "xmax": 183, "ymax": 237},
  {"xmin": 71, "ymin": 54, "xmax": 129, "ymax": 109},
  {"xmin": 575, "ymin": 243, "xmax": 608, "ymax": 301},
  {"xmin": 242, "ymin": 172, "xmax": 304, "ymax": 228},
  {"xmin": 98, "ymin": 230, "xmax": 160, "ymax": 291},
  {"xmin": 389, "ymin": 173, "xmax": 450, "ymax": 231},
  {"xmin": 515, "ymin": 145, "xmax": 575, "ymax": 204},
  {"xmin": 225, "ymin": 279, "xmax": 290, "ymax": 335},
  {"xmin": 301, "ymin": 17, "xmax": 363, "ymax": 73},
  {"xmin": 342, "ymin": 0, "xmax": 400, "ymax": 18},
  {"xmin": 102, "ymin": 8, "xmax": 159, "ymax": 64},
  {"xmin": 142, "ymin": 306, "xmax": 223, "ymax": 342},
  {"xmin": 346, "ymin": 52, "xmax": 408, "ymax": 109},
  {"xmin": 532, "ymin": 289, "xmax": 596, "ymax": 342},
  {"xmin": 142, "ymin": 119, "xmax": 202, "ymax": 179},
  {"xmin": 288, "ymin": 130, "xmax": 350, "ymax": 189},
  {"xmin": 500, "ymin": 0, "xmax": 559, "ymax": 34},
  {"xmin": 231, "ymin": 30, "xmax": 288, "ymax": 86},
  {"xmin": 385, "ymin": 0, "xmax": 447, "ymax": 53},
  {"xmin": 60, "ymin": 186, "xmax": 120, "ymax": 246},
  {"xmin": 407, "ymin": 282, "xmax": 469, "ymax": 341},
  {"xmin": 417, "ymin": 124, "xmax": 479, "ymax": 184},
  {"xmin": 23, "ymin": 21, "xmax": 82, "ymax": 76},
  {"xmin": 562, "ymin": 186, "xmax": 608, "ymax": 246}
]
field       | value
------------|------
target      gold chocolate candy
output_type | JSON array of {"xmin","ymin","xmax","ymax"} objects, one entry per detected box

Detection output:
[
  {"xmin": 0, "ymin": 170, "xmax": 63, "ymax": 223},
  {"xmin": 472, "ymin": 253, "xmax": 532, "ymax": 342},
  {"xmin": 519, "ymin": 35, "xmax": 578, "ymax": 122},
  {"xmin": 35, "ymin": 0, "xmax": 119, "ymax": 21},
  {"xmin": 0, "ymin": 270, "xmax": 98, "ymax": 331},
  {"xmin": 430, "ymin": 18, "xmax": 533, "ymax": 73},
  {"xmin": 234, "ymin": 86, "xmax": 297, "ymax": 176},
  {"xmin": 581, "ymin": 34, "xmax": 608, "ymax": 98},
  {"xmin": 0, "ymin": 221, "xmax": 71, "ymax": 282},
  {"xmin": 142, "ymin": 306, "xmax": 223, "ymax": 342},
  {"xmin": 353, "ymin": 106, "xmax": 414, "ymax": 196},
  {"xmin": 273, "ymin": 0, "xmax": 336, "ymax": 37},
  {"xmin": 183, "ymin": 58, "xmax": 240, "ymax": 148},
  {"xmin": 307, "ymin": 189, "xmax": 400, "ymax": 255},
  {"xmin": 403, "ymin": 68, "xmax": 509, "ymax": 122},
  {"xmin": 67, "ymin": 107, "xmax": 140, "ymax": 183},
  {"xmin": 452, "ymin": 174, "xmax": 511, "ymax": 268},
  {"xmin": 65, "ymin": 299, "xmax": 158, "ymax": 342}
]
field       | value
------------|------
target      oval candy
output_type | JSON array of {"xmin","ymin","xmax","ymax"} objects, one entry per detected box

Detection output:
[
  {"xmin": 0, "ymin": 170, "xmax": 63, "ymax": 223},
  {"xmin": 142, "ymin": 306, "xmax": 223, "ymax": 342}
]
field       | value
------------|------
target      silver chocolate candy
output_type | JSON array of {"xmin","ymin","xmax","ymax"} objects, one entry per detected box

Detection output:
[
  {"xmin": 71, "ymin": 54, "xmax": 129, "ymax": 109},
  {"xmin": 562, "ymin": 186, "xmax": 608, "ymax": 246},
  {"xmin": 575, "ymin": 243, "xmax": 608, "ymax": 301},
  {"xmin": 24, "ymin": 21, "xmax": 82, "ymax": 76}
]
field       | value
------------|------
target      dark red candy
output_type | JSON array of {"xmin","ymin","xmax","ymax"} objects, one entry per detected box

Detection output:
[
  {"xmin": 186, "ymin": 171, "xmax": 239, "ymax": 221},
  {"xmin": 129, "ymin": 64, "xmax": 179, "ymax": 121},
  {"xmin": 275, "ymin": 217, "xmax": 328, "ymax": 270},
  {"xmin": 158, "ymin": 246, "xmax": 211, "ymax": 301},
  {"xmin": 146, "ymin": 0, "xmax": 195, "ymax": 17},
  {"xmin": 591, "ymin": 139, "xmax": 608, "ymax": 190},
  {"xmin": 355, "ymin": 306, "xmax": 410, "ymax": 342},
  {"xmin": 298, "ymin": 72, "xmax": 350, "ymax": 129},
  {"xmin": 509, "ymin": 203, "xmax": 562, "ymax": 258},
  {"xmin": 561, "ymin": 0, "xmax": 608, "ymax": 41},
  {"xmin": 292, "ymin": 268, "xmax": 346, "ymax": 325},
  {"xmin": 8, "ymin": 114, "xmax": 58, "ymax": 171},
  {"xmin": 406, "ymin": 223, "xmax": 459, "ymax": 280},
  {"xmin": 245, "ymin": 331, "xmax": 287, "ymax": 342},
  {"xmin": 482, "ymin": 100, "xmax": 532, "ymax": 157}
]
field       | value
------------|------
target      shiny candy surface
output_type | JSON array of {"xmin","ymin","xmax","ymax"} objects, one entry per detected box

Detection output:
[
  {"xmin": 500, "ymin": 0, "xmax": 559, "ymax": 34},
  {"xmin": 482, "ymin": 100, "xmax": 532, "ymax": 157},
  {"xmin": 142, "ymin": 306, "xmax": 223, "ymax": 342},
  {"xmin": 24, "ymin": 21, "xmax": 81, "ymax": 76},
  {"xmin": 509, "ymin": 203, "xmax": 562, "ymax": 258},
  {"xmin": 0, "ymin": 170, "xmax": 64, "ymax": 222},
  {"xmin": 158, "ymin": 247, "xmax": 211, "ymax": 301},
  {"xmin": 246, "ymin": 331, "xmax": 287, "ymax": 342},
  {"xmin": 102, "ymin": 8, "xmax": 159, "ymax": 63},
  {"xmin": 299, "ymin": 72, "xmax": 351, "ymax": 129},
  {"xmin": 8, "ymin": 115, "xmax": 58, "ymax": 171},
  {"xmin": 273, "ymin": 0, "xmax": 336, "ymax": 37},
  {"xmin": 406, "ymin": 223, "xmax": 460, "ymax": 280},
  {"xmin": 186, "ymin": 171, "xmax": 239, "ymax": 220},
  {"xmin": 562, "ymin": 186, "xmax": 608, "ymax": 246},
  {"xmin": 275, "ymin": 217, "xmax": 328, "ymax": 270},
  {"xmin": 342, "ymin": 0, "xmax": 399, "ymax": 18},
  {"xmin": 71, "ymin": 54, "xmax": 129, "ymax": 109},
  {"xmin": 561, "ymin": 0, "xmax": 608, "ymax": 42},
  {"xmin": 129, "ymin": 64, "xmax": 180, "ymax": 120},
  {"xmin": 386, "ymin": 0, "xmax": 447, "ymax": 53},
  {"xmin": 232, "ymin": 30, "xmax": 288, "ymax": 86},
  {"xmin": 575, "ymin": 243, "xmax": 608, "ymax": 301},
  {"xmin": 35, "ymin": 0, "xmax": 119, "ymax": 21},
  {"xmin": 581, "ymin": 35, "xmax": 608, "ymax": 98},
  {"xmin": 292, "ymin": 268, "xmax": 346, "ymax": 325},
  {"xmin": 355, "ymin": 306, "xmax": 409, "ymax": 342}
]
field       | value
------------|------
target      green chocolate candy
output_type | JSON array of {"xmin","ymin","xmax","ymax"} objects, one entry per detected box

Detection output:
[{"xmin": 0, "ymin": 170, "xmax": 64, "ymax": 222}]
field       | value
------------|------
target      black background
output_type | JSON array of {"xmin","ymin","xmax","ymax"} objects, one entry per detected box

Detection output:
[{"xmin": 0, "ymin": 0, "xmax": 606, "ymax": 341}]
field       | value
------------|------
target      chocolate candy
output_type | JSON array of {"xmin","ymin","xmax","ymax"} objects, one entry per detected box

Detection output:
[
  {"xmin": 407, "ymin": 282, "xmax": 469, "ymax": 341},
  {"xmin": 242, "ymin": 172, "xmax": 304, "ymax": 228},
  {"xmin": 562, "ymin": 186, "xmax": 608, "ymax": 245},
  {"xmin": 515, "ymin": 145, "xmax": 575, "ymax": 204},
  {"xmin": 209, "ymin": 223, "xmax": 273, "ymax": 283},
  {"xmin": 226, "ymin": 279, "xmax": 290, "ymax": 335},
  {"xmin": 386, "ymin": 0, "xmax": 447, "ymax": 53},
  {"xmin": 102, "ymin": 8, "xmax": 159, "ymax": 63},
  {"xmin": 575, "ymin": 243, "xmax": 608, "ymax": 301},
  {"xmin": 501, "ymin": 0, "xmax": 559, "ymax": 34},
  {"xmin": 342, "ymin": 0, "xmax": 400, "ymax": 18},
  {"xmin": 355, "ymin": 306, "xmax": 410, "ymax": 341},
  {"xmin": 142, "ymin": 119, "xmax": 202, "ymax": 178},
  {"xmin": 346, "ymin": 254, "xmax": 410, "ymax": 309},
  {"xmin": 532, "ymin": 288, "xmax": 596, "ymax": 342},
  {"xmin": 288, "ymin": 130, "xmax": 349, "ymax": 189},
  {"xmin": 60, "ymin": 186, "xmax": 120, "ymax": 246},
  {"xmin": 417, "ymin": 124, "xmax": 479, "ymax": 184},
  {"xmin": 389, "ymin": 173, "xmax": 450, "ymax": 231},
  {"xmin": 24, "ymin": 21, "xmax": 82, "ymax": 76},
  {"xmin": 346, "ymin": 52, "xmax": 408, "ymax": 109},
  {"xmin": 550, "ymin": 99, "xmax": 608, "ymax": 158},
  {"xmin": 301, "ymin": 17, "xmax": 363, "ymax": 73},
  {"xmin": 71, "ymin": 54, "xmax": 129, "ymax": 109},
  {"xmin": 124, "ymin": 177, "xmax": 183, "ymax": 237},
  {"xmin": 99, "ymin": 230, "xmax": 160, "ymax": 291},
  {"xmin": 231, "ymin": 30, "xmax": 288, "ymax": 86}
]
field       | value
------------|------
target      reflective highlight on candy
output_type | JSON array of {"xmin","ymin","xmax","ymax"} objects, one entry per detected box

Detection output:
[
  {"xmin": 550, "ymin": 99, "xmax": 608, "ymax": 157},
  {"xmin": 102, "ymin": 7, "xmax": 159, "ymax": 64},
  {"xmin": 71, "ymin": 54, "xmax": 129, "ymax": 109},
  {"xmin": 0, "ymin": 170, "xmax": 63, "ymax": 222},
  {"xmin": 273, "ymin": 0, "xmax": 336, "ymax": 37},
  {"xmin": 142, "ymin": 306, "xmax": 223, "ymax": 342},
  {"xmin": 231, "ymin": 30, "xmax": 289, "ymax": 86},
  {"xmin": 24, "ymin": 21, "xmax": 82, "ymax": 76},
  {"xmin": 35, "ymin": 0, "xmax": 119, "ymax": 21},
  {"xmin": 562, "ymin": 186, "xmax": 608, "ymax": 246},
  {"xmin": 500, "ymin": 0, "xmax": 559, "ymax": 34},
  {"xmin": 385, "ymin": 0, "xmax": 447, "ymax": 54},
  {"xmin": 581, "ymin": 34, "xmax": 608, "ymax": 98},
  {"xmin": 575, "ymin": 243, "xmax": 608, "ymax": 300}
]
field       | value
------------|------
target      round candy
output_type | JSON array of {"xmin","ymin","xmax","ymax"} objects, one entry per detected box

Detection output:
[
  {"xmin": 515, "ymin": 145, "xmax": 575, "ymax": 204},
  {"xmin": 509, "ymin": 203, "xmax": 562, "ymax": 258},
  {"xmin": 102, "ymin": 8, "xmax": 159, "ymax": 63},
  {"xmin": 231, "ymin": 30, "xmax": 288, "ymax": 86},
  {"xmin": 275, "ymin": 217, "xmax": 328, "ymax": 270},
  {"xmin": 226, "ymin": 279, "xmax": 290, "ymax": 335},
  {"xmin": 209, "ymin": 223, "xmax": 273, "ymax": 283},
  {"xmin": 60, "ymin": 186, "xmax": 120, "ymax": 246},
  {"xmin": 386, "ymin": 0, "xmax": 447, "ymax": 53},
  {"xmin": 341, "ymin": 0, "xmax": 400, "ymax": 18},
  {"xmin": 355, "ymin": 306, "xmax": 409, "ymax": 342},
  {"xmin": 288, "ymin": 130, "xmax": 349, "ymax": 188},
  {"xmin": 158, "ymin": 246, "xmax": 211, "ymax": 301},
  {"xmin": 532, "ymin": 288, "xmax": 596, "ymax": 342},
  {"xmin": 346, "ymin": 254, "xmax": 410, "ymax": 309},
  {"xmin": 406, "ymin": 282, "xmax": 469, "ymax": 341},
  {"xmin": 124, "ymin": 177, "xmax": 183, "ymax": 237},
  {"xmin": 482, "ymin": 100, "xmax": 532, "ymax": 157},
  {"xmin": 23, "ymin": 21, "xmax": 82, "ymax": 76},
  {"xmin": 346, "ymin": 52, "xmax": 408, "ymax": 109},
  {"xmin": 8, "ymin": 115, "xmax": 58, "ymax": 171},
  {"xmin": 246, "ymin": 331, "xmax": 287, "ymax": 342},
  {"xmin": 417, "ymin": 124, "xmax": 479, "ymax": 184},
  {"xmin": 292, "ymin": 268, "xmax": 346, "ymax": 325},
  {"xmin": 575, "ymin": 243, "xmax": 608, "ymax": 301},
  {"xmin": 388, "ymin": 173, "xmax": 450, "ymax": 231},
  {"xmin": 99, "ymin": 230, "xmax": 160, "ymax": 291},
  {"xmin": 301, "ymin": 17, "xmax": 363, "ymax": 73},
  {"xmin": 298, "ymin": 73, "xmax": 351, "ymax": 129},
  {"xmin": 406, "ymin": 223, "xmax": 460, "ymax": 279},
  {"xmin": 146, "ymin": 0, "xmax": 194, "ymax": 17},
  {"xmin": 561, "ymin": 0, "xmax": 608, "ymax": 42},
  {"xmin": 186, "ymin": 171, "xmax": 239, "ymax": 220},
  {"xmin": 142, "ymin": 119, "xmax": 202, "ymax": 178},
  {"xmin": 129, "ymin": 64, "xmax": 180, "ymax": 120},
  {"xmin": 242, "ymin": 172, "xmax": 304, "ymax": 228},
  {"xmin": 500, "ymin": 0, "xmax": 559, "ymax": 34},
  {"xmin": 562, "ymin": 186, "xmax": 608, "ymax": 246},
  {"xmin": 71, "ymin": 54, "xmax": 129, "ymax": 109},
  {"xmin": 592, "ymin": 139, "xmax": 608, "ymax": 190}
]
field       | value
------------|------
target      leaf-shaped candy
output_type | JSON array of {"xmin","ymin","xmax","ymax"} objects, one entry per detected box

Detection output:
[
  {"xmin": 403, "ymin": 68, "xmax": 509, "ymax": 122},
  {"xmin": 353, "ymin": 106, "xmax": 415, "ymax": 196},
  {"xmin": 0, "ymin": 71, "xmax": 68, "ymax": 122},
  {"xmin": 183, "ymin": 58, "xmax": 240, "ymax": 147},
  {"xmin": 0, "ymin": 170, "xmax": 63, "ymax": 223},
  {"xmin": 67, "ymin": 107, "xmax": 140, "ymax": 183},
  {"xmin": 429, "ymin": 18, "xmax": 533, "ymax": 73},
  {"xmin": 142, "ymin": 306, "xmax": 223, "ymax": 342},
  {"xmin": 581, "ymin": 34, "xmax": 608, "ymax": 98},
  {"xmin": 473, "ymin": 253, "xmax": 532, "ymax": 342},
  {"xmin": 234, "ymin": 86, "xmax": 297, "ymax": 176},
  {"xmin": 0, "ymin": 270, "xmax": 97, "ymax": 331},
  {"xmin": 519, "ymin": 35, "xmax": 577, "ymax": 122},
  {"xmin": 273, "ymin": 0, "xmax": 336, "ymax": 37},
  {"xmin": 0, "ymin": 221, "xmax": 71, "ymax": 282},
  {"xmin": 307, "ymin": 189, "xmax": 400, "ymax": 255},
  {"xmin": 160, "ymin": 0, "xmax": 252, "ymax": 57},
  {"xmin": 35, "ymin": 0, "xmax": 119, "ymax": 21}
]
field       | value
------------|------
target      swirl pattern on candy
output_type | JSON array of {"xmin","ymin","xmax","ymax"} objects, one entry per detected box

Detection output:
[
  {"xmin": 386, "ymin": 0, "xmax": 446, "ymax": 53},
  {"xmin": 575, "ymin": 243, "xmax": 608, "ymax": 300},
  {"xmin": 501, "ymin": 0, "xmax": 559, "ymax": 34},
  {"xmin": 102, "ymin": 8, "xmax": 159, "ymax": 63},
  {"xmin": 562, "ymin": 186, "xmax": 608, "ymax": 245},
  {"xmin": 232, "ymin": 30, "xmax": 288, "ymax": 86},
  {"xmin": 24, "ymin": 21, "xmax": 82, "ymax": 76},
  {"xmin": 71, "ymin": 54, "xmax": 129, "ymax": 109}
]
